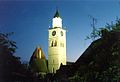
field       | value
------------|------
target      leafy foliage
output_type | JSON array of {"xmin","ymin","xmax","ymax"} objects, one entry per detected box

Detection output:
[{"xmin": 86, "ymin": 18, "xmax": 120, "ymax": 41}]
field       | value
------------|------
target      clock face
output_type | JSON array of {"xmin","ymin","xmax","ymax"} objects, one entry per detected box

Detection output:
[
  {"xmin": 52, "ymin": 31, "xmax": 56, "ymax": 36},
  {"xmin": 61, "ymin": 31, "xmax": 63, "ymax": 36}
]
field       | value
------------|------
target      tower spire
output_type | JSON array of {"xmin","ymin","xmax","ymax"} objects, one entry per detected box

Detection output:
[{"xmin": 54, "ymin": 9, "xmax": 60, "ymax": 18}]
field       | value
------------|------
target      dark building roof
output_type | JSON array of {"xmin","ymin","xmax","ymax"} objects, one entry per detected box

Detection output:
[
  {"xmin": 67, "ymin": 62, "xmax": 74, "ymax": 65},
  {"xmin": 54, "ymin": 10, "xmax": 60, "ymax": 18}
]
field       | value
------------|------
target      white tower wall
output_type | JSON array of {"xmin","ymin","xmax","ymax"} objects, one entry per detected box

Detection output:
[
  {"xmin": 52, "ymin": 17, "xmax": 62, "ymax": 28},
  {"xmin": 48, "ymin": 11, "xmax": 66, "ymax": 73}
]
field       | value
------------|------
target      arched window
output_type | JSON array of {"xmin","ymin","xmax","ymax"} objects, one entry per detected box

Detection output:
[
  {"xmin": 60, "ymin": 42, "xmax": 64, "ymax": 47},
  {"xmin": 54, "ymin": 40, "xmax": 57, "ymax": 46},
  {"xmin": 51, "ymin": 41, "xmax": 54, "ymax": 47}
]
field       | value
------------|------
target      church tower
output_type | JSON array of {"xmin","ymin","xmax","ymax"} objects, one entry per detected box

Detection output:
[{"xmin": 48, "ymin": 10, "xmax": 66, "ymax": 73}]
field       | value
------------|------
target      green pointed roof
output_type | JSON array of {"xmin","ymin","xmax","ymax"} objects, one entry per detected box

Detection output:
[
  {"xmin": 54, "ymin": 10, "xmax": 60, "ymax": 18},
  {"xmin": 29, "ymin": 47, "xmax": 48, "ymax": 73}
]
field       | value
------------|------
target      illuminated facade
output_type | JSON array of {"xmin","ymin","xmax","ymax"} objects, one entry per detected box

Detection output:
[{"xmin": 48, "ymin": 10, "xmax": 66, "ymax": 73}]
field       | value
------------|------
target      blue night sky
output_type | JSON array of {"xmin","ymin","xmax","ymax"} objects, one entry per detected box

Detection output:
[{"xmin": 0, "ymin": 0, "xmax": 120, "ymax": 62}]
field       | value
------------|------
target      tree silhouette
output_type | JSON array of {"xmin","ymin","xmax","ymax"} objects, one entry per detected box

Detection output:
[{"xmin": 0, "ymin": 32, "xmax": 32, "ymax": 82}]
